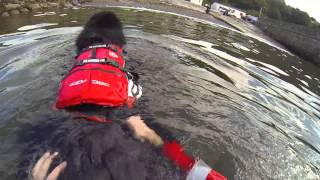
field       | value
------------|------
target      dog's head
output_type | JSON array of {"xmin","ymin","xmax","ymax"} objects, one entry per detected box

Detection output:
[{"xmin": 76, "ymin": 12, "xmax": 126, "ymax": 53}]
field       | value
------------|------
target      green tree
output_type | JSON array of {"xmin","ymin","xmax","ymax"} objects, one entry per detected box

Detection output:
[
  {"xmin": 254, "ymin": 0, "xmax": 267, "ymax": 10},
  {"xmin": 268, "ymin": 8, "xmax": 281, "ymax": 19},
  {"xmin": 265, "ymin": 0, "xmax": 283, "ymax": 20},
  {"xmin": 202, "ymin": 0, "xmax": 214, "ymax": 5},
  {"xmin": 290, "ymin": 8, "xmax": 311, "ymax": 26}
]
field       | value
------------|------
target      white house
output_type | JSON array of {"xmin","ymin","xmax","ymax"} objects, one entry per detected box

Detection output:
[
  {"xmin": 211, "ymin": 2, "xmax": 246, "ymax": 19},
  {"xmin": 189, "ymin": 0, "xmax": 204, "ymax": 6}
]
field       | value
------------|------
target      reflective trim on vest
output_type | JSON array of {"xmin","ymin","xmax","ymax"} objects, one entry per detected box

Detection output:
[
  {"xmin": 186, "ymin": 160, "xmax": 212, "ymax": 180},
  {"xmin": 83, "ymin": 59, "xmax": 108, "ymax": 63},
  {"xmin": 74, "ymin": 58, "xmax": 122, "ymax": 70}
]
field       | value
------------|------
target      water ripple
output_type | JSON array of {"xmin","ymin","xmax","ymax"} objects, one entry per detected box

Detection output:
[{"xmin": 0, "ymin": 7, "xmax": 319, "ymax": 180}]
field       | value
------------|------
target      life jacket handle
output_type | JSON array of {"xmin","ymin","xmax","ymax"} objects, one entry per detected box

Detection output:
[
  {"xmin": 73, "ymin": 58, "xmax": 126, "ymax": 71},
  {"xmin": 79, "ymin": 43, "xmax": 125, "ymax": 58}
]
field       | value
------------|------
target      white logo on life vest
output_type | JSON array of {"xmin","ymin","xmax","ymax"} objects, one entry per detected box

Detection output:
[
  {"xmin": 92, "ymin": 80, "xmax": 110, "ymax": 87},
  {"xmin": 109, "ymin": 51, "xmax": 118, "ymax": 58},
  {"xmin": 69, "ymin": 79, "xmax": 87, "ymax": 87}
]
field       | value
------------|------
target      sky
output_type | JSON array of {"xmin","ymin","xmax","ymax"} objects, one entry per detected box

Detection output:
[{"xmin": 285, "ymin": 0, "xmax": 320, "ymax": 22}]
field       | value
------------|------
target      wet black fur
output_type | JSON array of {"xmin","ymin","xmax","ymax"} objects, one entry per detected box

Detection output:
[
  {"xmin": 17, "ymin": 117, "xmax": 182, "ymax": 180},
  {"xmin": 76, "ymin": 12, "xmax": 126, "ymax": 53}
]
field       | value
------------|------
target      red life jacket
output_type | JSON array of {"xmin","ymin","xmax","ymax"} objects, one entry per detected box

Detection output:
[{"xmin": 56, "ymin": 44, "xmax": 129, "ymax": 109}]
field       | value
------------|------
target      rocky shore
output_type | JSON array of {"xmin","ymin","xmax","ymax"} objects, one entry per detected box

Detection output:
[{"xmin": 0, "ymin": 0, "xmax": 89, "ymax": 17}]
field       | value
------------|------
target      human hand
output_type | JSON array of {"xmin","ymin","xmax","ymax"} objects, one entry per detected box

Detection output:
[
  {"xmin": 126, "ymin": 116, "xmax": 163, "ymax": 147},
  {"xmin": 31, "ymin": 152, "xmax": 67, "ymax": 180}
]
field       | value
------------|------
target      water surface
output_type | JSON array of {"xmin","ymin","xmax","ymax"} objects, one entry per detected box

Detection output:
[{"xmin": 0, "ymin": 7, "xmax": 320, "ymax": 180}]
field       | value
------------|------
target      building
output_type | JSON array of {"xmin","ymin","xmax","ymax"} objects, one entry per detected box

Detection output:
[
  {"xmin": 186, "ymin": 0, "xmax": 204, "ymax": 6},
  {"xmin": 211, "ymin": 2, "xmax": 246, "ymax": 19}
]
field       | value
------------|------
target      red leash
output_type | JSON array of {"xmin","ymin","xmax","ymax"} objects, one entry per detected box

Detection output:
[
  {"xmin": 52, "ymin": 104, "xmax": 112, "ymax": 124},
  {"xmin": 71, "ymin": 112, "xmax": 113, "ymax": 124}
]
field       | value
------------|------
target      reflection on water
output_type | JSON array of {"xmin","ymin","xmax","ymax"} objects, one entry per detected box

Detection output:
[
  {"xmin": 0, "ymin": 7, "xmax": 320, "ymax": 180},
  {"xmin": 17, "ymin": 23, "xmax": 58, "ymax": 31}
]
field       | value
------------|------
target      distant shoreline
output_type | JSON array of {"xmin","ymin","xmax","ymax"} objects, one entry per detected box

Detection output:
[
  {"xmin": 83, "ymin": 0, "xmax": 287, "ymax": 51},
  {"xmin": 82, "ymin": 0, "xmax": 234, "ymax": 30}
]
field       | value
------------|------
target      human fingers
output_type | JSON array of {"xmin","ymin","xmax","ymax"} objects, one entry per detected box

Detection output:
[
  {"xmin": 127, "ymin": 115, "xmax": 142, "ymax": 123},
  {"xmin": 46, "ymin": 161, "xmax": 67, "ymax": 180},
  {"xmin": 38, "ymin": 152, "xmax": 59, "ymax": 179},
  {"xmin": 133, "ymin": 133, "xmax": 145, "ymax": 142},
  {"xmin": 32, "ymin": 152, "xmax": 51, "ymax": 180},
  {"xmin": 126, "ymin": 116, "xmax": 143, "ymax": 131},
  {"xmin": 147, "ymin": 130, "xmax": 164, "ymax": 147}
]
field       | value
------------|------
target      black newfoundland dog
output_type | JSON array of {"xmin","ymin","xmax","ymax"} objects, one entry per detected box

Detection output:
[{"xmin": 17, "ymin": 12, "xmax": 182, "ymax": 180}]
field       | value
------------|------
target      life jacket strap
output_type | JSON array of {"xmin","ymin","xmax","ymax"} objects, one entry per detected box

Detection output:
[
  {"xmin": 74, "ymin": 58, "xmax": 126, "ymax": 71},
  {"xmin": 81, "ymin": 44, "xmax": 124, "ymax": 56},
  {"xmin": 70, "ymin": 111, "xmax": 113, "ymax": 124}
]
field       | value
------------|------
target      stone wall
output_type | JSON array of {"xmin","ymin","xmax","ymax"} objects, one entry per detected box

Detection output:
[
  {"xmin": 0, "ymin": 0, "xmax": 89, "ymax": 16},
  {"xmin": 258, "ymin": 18, "xmax": 320, "ymax": 65}
]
